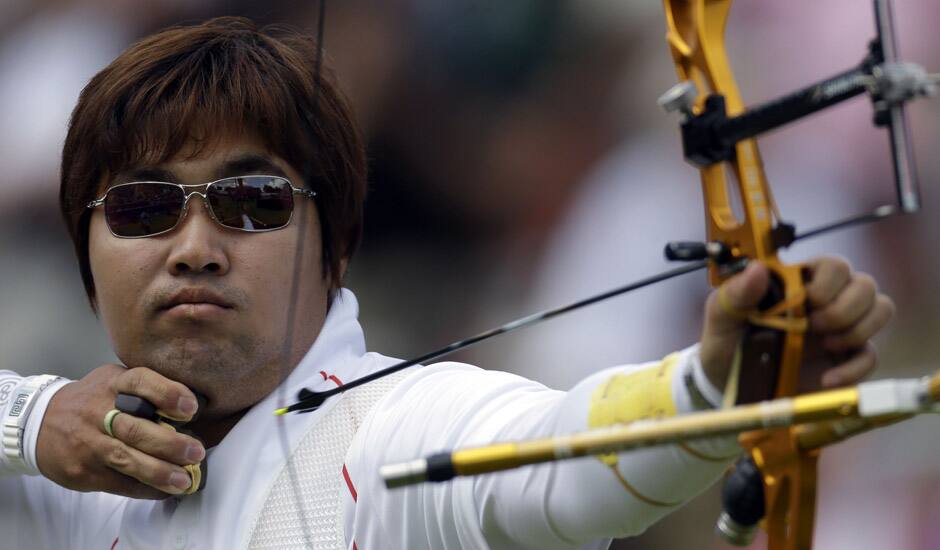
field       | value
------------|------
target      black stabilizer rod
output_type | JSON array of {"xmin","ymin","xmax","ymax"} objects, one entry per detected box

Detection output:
[
  {"xmin": 718, "ymin": 67, "xmax": 870, "ymax": 146},
  {"xmin": 680, "ymin": 63, "xmax": 873, "ymax": 167}
]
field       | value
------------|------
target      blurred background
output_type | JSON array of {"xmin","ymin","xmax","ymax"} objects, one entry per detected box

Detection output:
[{"xmin": 0, "ymin": 0, "xmax": 937, "ymax": 548}]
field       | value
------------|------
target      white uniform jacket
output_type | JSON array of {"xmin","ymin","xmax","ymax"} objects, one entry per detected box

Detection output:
[{"xmin": 0, "ymin": 289, "xmax": 737, "ymax": 549}]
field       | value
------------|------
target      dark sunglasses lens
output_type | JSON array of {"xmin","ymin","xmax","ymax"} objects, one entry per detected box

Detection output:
[
  {"xmin": 104, "ymin": 183, "xmax": 184, "ymax": 237},
  {"xmin": 208, "ymin": 176, "xmax": 294, "ymax": 231}
]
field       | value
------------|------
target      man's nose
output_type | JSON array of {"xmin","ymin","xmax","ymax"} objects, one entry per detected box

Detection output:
[{"xmin": 165, "ymin": 196, "xmax": 231, "ymax": 276}]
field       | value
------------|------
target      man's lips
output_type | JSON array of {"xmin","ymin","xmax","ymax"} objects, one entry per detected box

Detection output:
[{"xmin": 158, "ymin": 288, "xmax": 236, "ymax": 318}]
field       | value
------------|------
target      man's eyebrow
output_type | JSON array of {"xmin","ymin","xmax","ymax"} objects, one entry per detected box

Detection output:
[{"xmin": 218, "ymin": 154, "xmax": 290, "ymax": 179}]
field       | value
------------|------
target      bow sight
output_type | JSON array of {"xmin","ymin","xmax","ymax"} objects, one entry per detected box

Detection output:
[
  {"xmin": 658, "ymin": 0, "xmax": 937, "ymax": 274},
  {"xmin": 658, "ymin": 1, "xmax": 933, "ymax": 214}
]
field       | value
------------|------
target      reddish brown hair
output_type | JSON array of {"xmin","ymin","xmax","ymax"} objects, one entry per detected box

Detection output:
[{"xmin": 60, "ymin": 16, "xmax": 366, "ymax": 306}]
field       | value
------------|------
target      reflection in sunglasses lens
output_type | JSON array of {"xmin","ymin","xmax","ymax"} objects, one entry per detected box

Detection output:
[
  {"xmin": 105, "ymin": 183, "xmax": 184, "ymax": 237},
  {"xmin": 208, "ymin": 176, "xmax": 294, "ymax": 231}
]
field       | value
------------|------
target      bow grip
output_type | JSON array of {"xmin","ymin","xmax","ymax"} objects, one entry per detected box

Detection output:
[{"xmin": 735, "ymin": 267, "xmax": 804, "ymax": 405}]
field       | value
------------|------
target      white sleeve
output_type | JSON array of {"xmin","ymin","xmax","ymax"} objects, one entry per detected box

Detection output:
[
  {"xmin": 0, "ymin": 371, "xmax": 71, "ymax": 477},
  {"xmin": 0, "ymin": 371, "xmax": 121, "ymax": 549},
  {"xmin": 0, "ymin": 472, "xmax": 126, "ymax": 549},
  {"xmin": 344, "ymin": 346, "xmax": 739, "ymax": 550}
]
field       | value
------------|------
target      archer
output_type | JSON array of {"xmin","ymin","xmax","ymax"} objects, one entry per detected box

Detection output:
[{"xmin": 0, "ymin": 16, "xmax": 892, "ymax": 550}]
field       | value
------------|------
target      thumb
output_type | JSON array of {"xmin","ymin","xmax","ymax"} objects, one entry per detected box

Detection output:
[
  {"xmin": 699, "ymin": 262, "xmax": 771, "ymax": 387},
  {"xmin": 705, "ymin": 262, "xmax": 771, "ymax": 336}
]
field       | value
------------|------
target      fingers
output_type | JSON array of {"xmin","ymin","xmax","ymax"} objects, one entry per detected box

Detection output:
[
  {"xmin": 821, "ymin": 344, "xmax": 878, "ymax": 388},
  {"xmin": 36, "ymin": 363, "xmax": 206, "ymax": 500},
  {"xmin": 806, "ymin": 255, "xmax": 895, "ymax": 350},
  {"xmin": 97, "ymin": 434, "xmax": 195, "ymax": 495},
  {"xmin": 806, "ymin": 255, "xmax": 894, "ymax": 340},
  {"xmin": 804, "ymin": 256, "xmax": 851, "ymax": 308},
  {"xmin": 105, "ymin": 368, "xmax": 204, "ymax": 496},
  {"xmin": 810, "ymin": 273, "xmax": 878, "ymax": 332},
  {"xmin": 821, "ymin": 295, "xmax": 895, "ymax": 353},
  {"xmin": 108, "ymin": 412, "xmax": 205, "ymax": 466},
  {"xmin": 110, "ymin": 368, "xmax": 198, "ymax": 421},
  {"xmin": 800, "ymin": 256, "xmax": 892, "ymax": 389}
]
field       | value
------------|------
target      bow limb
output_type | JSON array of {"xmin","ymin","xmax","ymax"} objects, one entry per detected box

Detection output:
[{"xmin": 663, "ymin": 1, "xmax": 813, "ymax": 548}]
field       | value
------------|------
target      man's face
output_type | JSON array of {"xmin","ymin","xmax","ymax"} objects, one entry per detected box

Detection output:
[{"xmin": 88, "ymin": 133, "xmax": 330, "ymax": 418}]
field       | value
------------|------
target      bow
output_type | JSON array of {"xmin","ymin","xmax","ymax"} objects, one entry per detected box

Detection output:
[
  {"xmin": 371, "ymin": 1, "xmax": 937, "ymax": 549},
  {"xmin": 661, "ymin": 1, "xmax": 930, "ymax": 547}
]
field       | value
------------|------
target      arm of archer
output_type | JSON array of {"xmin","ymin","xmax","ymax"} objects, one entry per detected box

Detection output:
[{"xmin": 348, "ymin": 348, "xmax": 738, "ymax": 548}]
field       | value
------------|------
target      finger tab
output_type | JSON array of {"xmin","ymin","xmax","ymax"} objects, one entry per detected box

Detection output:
[{"xmin": 115, "ymin": 394, "xmax": 158, "ymax": 421}]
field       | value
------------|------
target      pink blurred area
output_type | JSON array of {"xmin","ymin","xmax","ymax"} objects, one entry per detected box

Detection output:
[{"xmin": 0, "ymin": 1, "xmax": 937, "ymax": 548}]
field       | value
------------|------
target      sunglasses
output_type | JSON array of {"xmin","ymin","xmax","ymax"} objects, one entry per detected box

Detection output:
[{"xmin": 86, "ymin": 175, "xmax": 316, "ymax": 238}]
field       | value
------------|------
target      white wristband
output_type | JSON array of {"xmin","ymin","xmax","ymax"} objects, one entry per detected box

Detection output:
[
  {"xmin": 2, "ymin": 375, "xmax": 64, "ymax": 474},
  {"xmin": 0, "ymin": 374, "xmax": 21, "ymax": 410}
]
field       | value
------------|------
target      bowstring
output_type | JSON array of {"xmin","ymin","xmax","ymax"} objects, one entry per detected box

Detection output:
[{"xmin": 273, "ymin": 0, "xmax": 326, "ymax": 546}]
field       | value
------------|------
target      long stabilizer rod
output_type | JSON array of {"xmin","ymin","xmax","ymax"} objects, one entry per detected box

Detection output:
[{"xmin": 381, "ymin": 370, "xmax": 940, "ymax": 488}]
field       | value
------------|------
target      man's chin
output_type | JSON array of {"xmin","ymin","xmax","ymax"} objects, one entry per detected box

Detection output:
[
  {"xmin": 118, "ymin": 335, "xmax": 280, "ymax": 414},
  {"xmin": 151, "ymin": 368, "xmax": 278, "ymax": 421}
]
